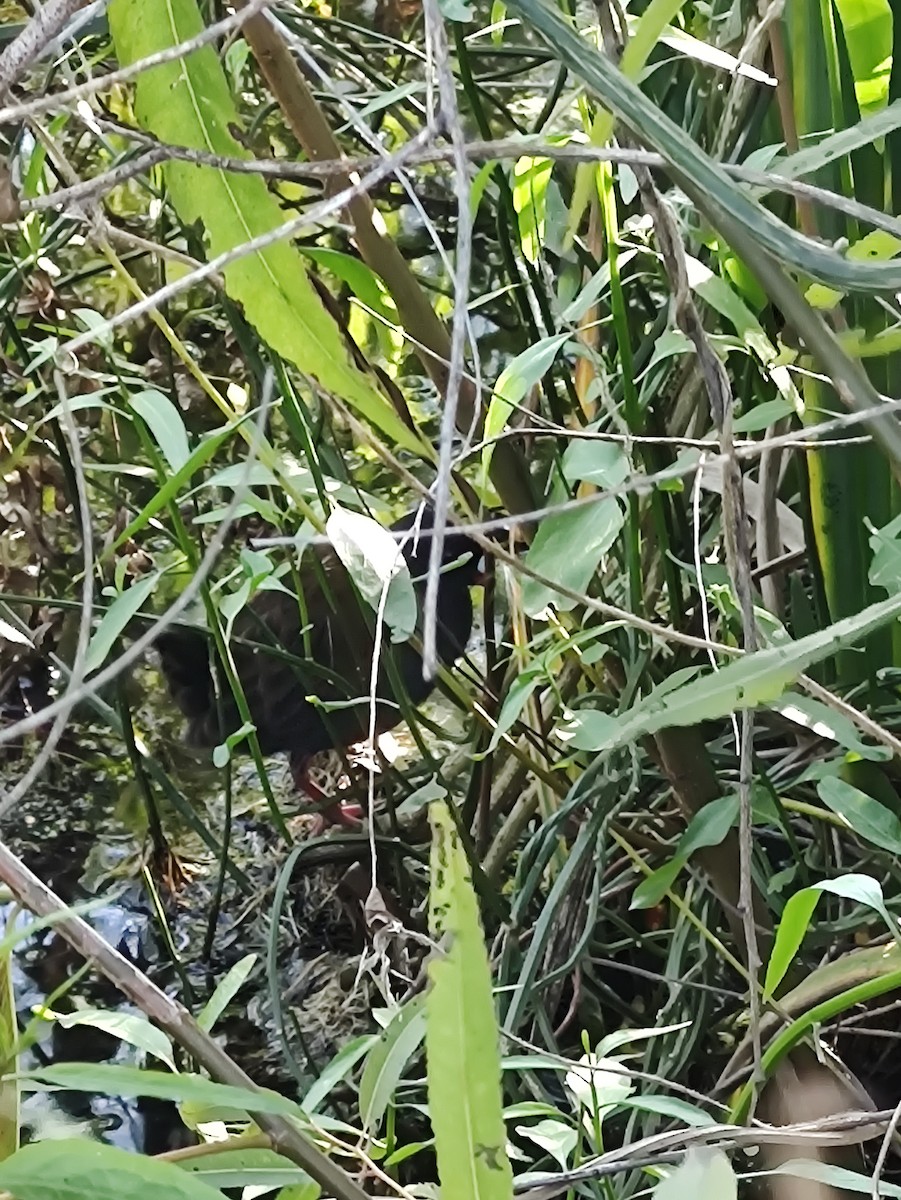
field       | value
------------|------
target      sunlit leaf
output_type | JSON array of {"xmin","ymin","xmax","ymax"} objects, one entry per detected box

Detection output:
[
  {"xmin": 326, "ymin": 507, "xmax": 416, "ymax": 643},
  {"xmin": 555, "ymin": 591, "xmax": 901, "ymax": 753},
  {"xmin": 765, "ymin": 874, "xmax": 891, "ymax": 997},
  {"xmin": 652, "ymin": 1147, "xmax": 737, "ymax": 1200},
  {"xmin": 427, "ymin": 801, "xmax": 513, "ymax": 1200},
  {"xmin": 108, "ymin": 0, "xmax": 425, "ymax": 459}
]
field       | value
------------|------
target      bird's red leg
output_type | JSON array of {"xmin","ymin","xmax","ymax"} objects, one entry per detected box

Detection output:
[{"xmin": 289, "ymin": 753, "xmax": 364, "ymax": 830}]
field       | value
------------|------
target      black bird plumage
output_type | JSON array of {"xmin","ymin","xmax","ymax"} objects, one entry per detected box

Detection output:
[{"xmin": 155, "ymin": 509, "xmax": 481, "ymax": 817}]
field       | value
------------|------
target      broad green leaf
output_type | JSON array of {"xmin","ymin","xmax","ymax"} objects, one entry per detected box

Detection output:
[
  {"xmin": 42, "ymin": 1008, "xmax": 175, "ymax": 1070},
  {"xmin": 0, "ymin": 1138, "xmax": 228, "ymax": 1199},
  {"xmin": 514, "ymin": 1119, "xmax": 577, "ymax": 1169},
  {"xmin": 522, "ymin": 498, "xmax": 625, "ymax": 616},
  {"xmin": 561, "ymin": 439, "xmax": 629, "ymax": 489},
  {"xmin": 630, "ymin": 858, "xmax": 682, "ymax": 910},
  {"xmin": 107, "ymin": 0, "xmax": 425, "ymax": 459},
  {"xmin": 360, "ymin": 993, "xmax": 427, "ymax": 1131},
  {"xmin": 130, "ymin": 388, "xmax": 191, "ymax": 473},
  {"xmin": 869, "ymin": 512, "xmax": 901, "ymax": 593},
  {"xmin": 556, "ymin": 590, "xmax": 901, "ymax": 753},
  {"xmin": 482, "ymin": 333, "xmax": 571, "ymax": 481},
  {"xmin": 427, "ymin": 801, "xmax": 513, "ymax": 1200},
  {"xmin": 17, "ymin": 1064, "xmax": 302, "ymax": 1119},
  {"xmin": 196, "ymin": 955, "xmax": 256, "ymax": 1033},
  {"xmin": 596, "ymin": 1021, "xmax": 691, "ymax": 1058},
  {"xmin": 555, "ymin": 708, "xmax": 617, "ymax": 750},
  {"xmin": 732, "ymin": 397, "xmax": 796, "ymax": 432},
  {"xmin": 679, "ymin": 793, "xmax": 741, "ymax": 857},
  {"xmin": 817, "ymin": 777, "xmax": 901, "ymax": 853},
  {"xmin": 652, "ymin": 1147, "xmax": 736, "ymax": 1200},
  {"xmin": 565, "ymin": 1054, "xmax": 634, "ymax": 1117},
  {"xmin": 396, "ymin": 775, "xmax": 448, "ymax": 816},
  {"xmin": 86, "ymin": 573, "xmax": 161, "ymax": 675},
  {"xmin": 326, "ymin": 507, "xmax": 416, "ymax": 643},
  {"xmin": 765, "ymin": 874, "xmax": 891, "ymax": 997},
  {"xmin": 631, "ymin": 794, "xmax": 739, "ymax": 909},
  {"xmin": 277, "ymin": 1184, "xmax": 323, "ymax": 1200}
]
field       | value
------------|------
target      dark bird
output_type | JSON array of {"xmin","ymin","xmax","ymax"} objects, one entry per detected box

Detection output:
[{"xmin": 155, "ymin": 508, "xmax": 482, "ymax": 827}]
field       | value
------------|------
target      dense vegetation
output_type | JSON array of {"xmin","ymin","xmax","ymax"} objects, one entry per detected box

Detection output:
[{"xmin": 1, "ymin": 0, "xmax": 901, "ymax": 1195}]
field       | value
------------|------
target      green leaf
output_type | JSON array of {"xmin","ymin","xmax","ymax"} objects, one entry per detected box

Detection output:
[
  {"xmin": 42, "ymin": 1008, "xmax": 175, "ymax": 1071},
  {"xmin": 360, "ymin": 993, "xmax": 427, "ymax": 1131},
  {"xmin": 181, "ymin": 1147, "xmax": 315, "ymax": 1194},
  {"xmin": 511, "ymin": 156, "xmax": 553, "ymax": 263},
  {"xmin": 817, "ymin": 777, "xmax": 901, "ymax": 853},
  {"xmin": 487, "ymin": 669, "xmax": 544, "ymax": 751},
  {"xmin": 326, "ymin": 507, "xmax": 417, "ymax": 643},
  {"xmin": 196, "ymin": 955, "xmax": 256, "ymax": 1033},
  {"xmin": 17, "ymin": 1064, "xmax": 302, "ymax": 1119},
  {"xmin": 482, "ymin": 333, "xmax": 570, "ymax": 481},
  {"xmin": 427, "ymin": 801, "xmax": 513, "ymax": 1200},
  {"xmin": 833, "ymin": 0, "xmax": 892, "ymax": 111},
  {"xmin": 107, "ymin": 0, "xmax": 425, "ymax": 459},
  {"xmin": 630, "ymin": 794, "xmax": 740, "ymax": 910},
  {"xmin": 0, "ymin": 1139, "xmax": 228, "ymax": 1199},
  {"xmin": 0, "ymin": 956, "xmax": 18, "ymax": 1161},
  {"xmin": 522, "ymin": 498, "xmax": 625, "ymax": 616},
  {"xmin": 555, "ymin": 708, "xmax": 617, "ymax": 751},
  {"xmin": 630, "ymin": 858, "xmax": 682, "ymax": 910},
  {"xmin": 732, "ymin": 397, "xmax": 796, "ymax": 433},
  {"xmin": 505, "ymin": 0, "xmax": 901, "ymax": 294},
  {"xmin": 301, "ymin": 1035, "xmax": 376, "ymax": 1115},
  {"xmin": 559, "ymin": 591, "xmax": 901, "ymax": 753},
  {"xmin": 86, "ymin": 573, "xmax": 161, "ymax": 675},
  {"xmin": 622, "ymin": 1094, "xmax": 716, "ymax": 1127},
  {"xmin": 514, "ymin": 1118, "xmax": 577, "ymax": 1169},
  {"xmin": 560, "ymin": 439, "xmax": 629, "ymax": 489},
  {"xmin": 109, "ymin": 421, "xmax": 243, "ymax": 557},
  {"xmin": 652, "ymin": 1147, "xmax": 736, "ymax": 1200},
  {"xmin": 130, "ymin": 388, "xmax": 191, "ymax": 473},
  {"xmin": 765, "ymin": 874, "xmax": 890, "ymax": 997},
  {"xmin": 772, "ymin": 1158, "xmax": 901, "ymax": 1196}
]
